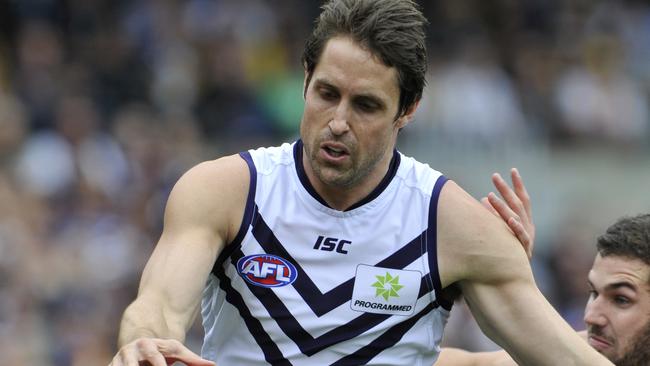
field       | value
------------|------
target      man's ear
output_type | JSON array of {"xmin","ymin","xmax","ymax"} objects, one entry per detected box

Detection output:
[{"xmin": 395, "ymin": 100, "xmax": 420, "ymax": 129}]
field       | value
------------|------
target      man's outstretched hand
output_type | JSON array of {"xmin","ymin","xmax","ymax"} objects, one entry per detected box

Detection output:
[
  {"xmin": 109, "ymin": 338, "xmax": 216, "ymax": 366},
  {"xmin": 481, "ymin": 168, "xmax": 535, "ymax": 259}
]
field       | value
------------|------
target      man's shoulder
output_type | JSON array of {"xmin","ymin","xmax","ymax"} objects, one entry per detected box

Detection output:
[
  {"xmin": 394, "ymin": 151, "xmax": 445, "ymax": 192},
  {"xmin": 163, "ymin": 154, "xmax": 251, "ymax": 241},
  {"xmin": 436, "ymin": 181, "xmax": 529, "ymax": 286},
  {"xmin": 186, "ymin": 154, "xmax": 250, "ymax": 183},
  {"xmin": 171, "ymin": 154, "xmax": 251, "ymax": 209}
]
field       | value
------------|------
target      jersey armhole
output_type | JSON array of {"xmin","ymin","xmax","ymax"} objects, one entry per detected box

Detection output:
[
  {"xmin": 426, "ymin": 175, "xmax": 453, "ymax": 311},
  {"xmin": 212, "ymin": 151, "xmax": 257, "ymax": 274}
]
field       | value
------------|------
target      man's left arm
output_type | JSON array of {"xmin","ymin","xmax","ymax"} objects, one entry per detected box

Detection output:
[
  {"xmin": 436, "ymin": 181, "xmax": 611, "ymax": 366},
  {"xmin": 435, "ymin": 348, "xmax": 514, "ymax": 366}
]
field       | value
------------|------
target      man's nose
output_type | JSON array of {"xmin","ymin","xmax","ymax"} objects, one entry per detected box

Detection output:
[
  {"xmin": 584, "ymin": 297, "xmax": 607, "ymax": 327},
  {"xmin": 329, "ymin": 104, "xmax": 351, "ymax": 135}
]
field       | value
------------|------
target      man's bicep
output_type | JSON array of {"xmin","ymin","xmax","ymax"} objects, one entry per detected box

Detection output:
[
  {"xmin": 437, "ymin": 181, "xmax": 532, "ymax": 289},
  {"xmin": 137, "ymin": 156, "xmax": 249, "ymax": 330}
]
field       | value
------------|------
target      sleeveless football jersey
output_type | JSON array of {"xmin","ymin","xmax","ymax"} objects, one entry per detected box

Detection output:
[{"xmin": 201, "ymin": 140, "xmax": 451, "ymax": 365}]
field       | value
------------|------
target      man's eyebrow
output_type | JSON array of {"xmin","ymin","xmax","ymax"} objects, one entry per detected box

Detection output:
[
  {"xmin": 588, "ymin": 279, "xmax": 638, "ymax": 292},
  {"xmin": 354, "ymin": 94, "xmax": 386, "ymax": 108},
  {"xmin": 605, "ymin": 281, "xmax": 637, "ymax": 292},
  {"xmin": 313, "ymin": 78, "xmax": 337, "ymax": 90},
  {"xmin": 313, "ymin": 78, "xmax": 387, "ymax": 107}
]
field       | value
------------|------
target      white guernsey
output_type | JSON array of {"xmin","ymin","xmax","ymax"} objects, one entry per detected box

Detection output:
[{"xmin": 200, "ymin": 141, "xmax": 451, "ymax": 365}]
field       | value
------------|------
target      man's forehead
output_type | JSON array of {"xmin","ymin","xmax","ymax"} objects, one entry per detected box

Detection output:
[
  {"xmin": 590, "ymin": 254, "xmax": 650, "ymax": 291},
  {"xmin": 313, "ymin": 77, "xmax": 387, "ymax": 102},
  {"xmin": 313, "ymin": 37, "xmax": 399, "ymax": 95}
]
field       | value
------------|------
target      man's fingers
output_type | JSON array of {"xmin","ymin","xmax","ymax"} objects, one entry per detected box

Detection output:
[
  {"xmin": 492, "ymin": 173, "xmax": 525, "ymax": 216},
  {"xmin": 166, "ymin": 348, "xmax": 216, "ymax": 366},
  {"xmin": 110, "ymin": 338, "xmax": 215, "ymax": 366},
  {"xmin": 155, "ymin": 339, "xmax": 215, "ymax": 366},
  {"xmin": 110, "ymin": 342, "xmax": 145, "ymax": 366},
  {"xmin": 123, "ymin": 351, "xmax": 141, "ymax": 366},
  {"xmin": 142, "ymin": 353, "xmax": 167, "ymax": 366},
  {"xmin": 487, "ymin": 192, "xmax": 519, "ymax": 225},
  {"xmin": 510, "ymin": 168, "xmax": 532, "ymax": 219},
  {"xmin": 508, "ymin": 217, "xmax": 532, "ymax": 259},
  {"xmin": 487, "ymin": 169, "xmax": 535, "ymax": 259},
  {"xmin": 481, "ymin": 196, "xmax": 499, "ymax": 217},
  {"xmin": 137, "ymin": 339, "xmax": 168, "ymax": 366}
]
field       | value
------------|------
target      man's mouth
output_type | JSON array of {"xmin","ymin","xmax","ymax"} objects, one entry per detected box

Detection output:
[
  {"xmin": 320, "ymin": 142, "xmax": 349, "ymax": 160},
  {"xmin": 325, "ymin": 146, "xmax": 345, "ymax": 157},
  {"xmin": 588, "ymin": 333, "xmax": 614, "ymax": 352}
]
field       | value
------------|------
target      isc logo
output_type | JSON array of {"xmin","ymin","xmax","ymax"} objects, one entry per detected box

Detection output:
[
  {"xmin": 313, "ymin": 235, "xmax": 352, "ymax": 254},
  {"xmin": 237, "ymin": 254, "xmax": 298, "ymax": 288}
]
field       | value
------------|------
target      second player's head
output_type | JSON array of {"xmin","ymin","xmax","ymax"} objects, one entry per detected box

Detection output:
[{"xmin": 584, "ymin": 214, "xmax": 650, "ymax": 365}]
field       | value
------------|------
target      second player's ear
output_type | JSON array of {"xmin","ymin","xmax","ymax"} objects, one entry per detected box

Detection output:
[{"xmin": 395, "ymin": 100, "xmax": 420, "ymax": 129}]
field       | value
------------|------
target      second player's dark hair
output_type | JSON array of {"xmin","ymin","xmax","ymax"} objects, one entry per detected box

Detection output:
[{"xmin": 597, "ymin": 214, "xmax": 650, "ymax": 275}]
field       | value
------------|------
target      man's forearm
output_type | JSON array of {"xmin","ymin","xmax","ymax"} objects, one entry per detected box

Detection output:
[
  {"xmin": 436, "ymin": 348, "xmax": 515, "ymax": 366},
  {"xmin": 117, "ymin": 301, "xmax": 186, "ymax": 347}
]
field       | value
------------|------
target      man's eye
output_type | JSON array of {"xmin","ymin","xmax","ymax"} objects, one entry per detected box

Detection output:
[
  {"xmin": 357, "ymin": 103, "xmax": 376, "ymax": 112},
  {"xmin": 320, "ymin": 90, "xmax": 337, "ymax": 100},
  {"xmin": 356, "ymin": 100, "xmax": 380, "ymax": 112},
  {"xmin": 614, "ymin": 296, "xmax": 630, "ymax": 306}
]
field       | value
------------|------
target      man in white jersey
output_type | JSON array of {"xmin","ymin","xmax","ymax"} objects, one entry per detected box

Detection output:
[
  {"xmin": 436, "ymin": 170, "xmax": 650, "ymax": 366},
  {"xmin": 109, "ymin": 0, "xmax": 613, "ymax": 365}
]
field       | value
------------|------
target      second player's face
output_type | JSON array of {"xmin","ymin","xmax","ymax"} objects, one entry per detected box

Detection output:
[
  {"xmin": 300, "ymin": 36, "xmax": 410, "ymax": 195},
  {"xmin": 584, "ymin": 254, "xmax": 650, "ymax": 363}
]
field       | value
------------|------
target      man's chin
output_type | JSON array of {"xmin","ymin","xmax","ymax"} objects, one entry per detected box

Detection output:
[
  {"xmin": 315, "ymin": 165, "xmax": 356, "ymax": 187},
  {"xmin": 612, "ymin": 321, "xmax": 650, "ymax": 366},
  {"xmin": 597, "ymin": 349, "xmax": 618, "ymax": 363}
]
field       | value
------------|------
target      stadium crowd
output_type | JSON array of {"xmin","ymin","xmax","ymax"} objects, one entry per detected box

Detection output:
[{"xmin": 0, "ymin": 0, "xmax": 649, "ymax": 364}]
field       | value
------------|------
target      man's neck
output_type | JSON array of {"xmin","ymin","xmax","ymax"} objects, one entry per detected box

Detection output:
[{"xmin": 302, "ymin": 148, "xmax": 394, "ymax": 211}]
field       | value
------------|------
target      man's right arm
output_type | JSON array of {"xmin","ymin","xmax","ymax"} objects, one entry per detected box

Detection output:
[{"xmin": 110, "ymin": 155, "xmax": 250, "ymax": 366}]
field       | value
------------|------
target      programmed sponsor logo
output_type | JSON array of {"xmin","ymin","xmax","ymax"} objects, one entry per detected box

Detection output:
[
  {"xmin": 352, "ymin": 300, "xmax": 413, "ymax": 312},
  {"xmin": 351, "ymin": 264, "xmax": 421, "ymax": 316},
  {"xmin": 237, "ymin": 254, "xmax": 298, "ymax": 288}
]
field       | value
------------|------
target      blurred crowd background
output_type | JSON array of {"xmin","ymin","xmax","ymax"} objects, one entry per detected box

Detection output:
[{"xmin": 0, "ymin": 0, "xmax": 649, "ymax": 364}]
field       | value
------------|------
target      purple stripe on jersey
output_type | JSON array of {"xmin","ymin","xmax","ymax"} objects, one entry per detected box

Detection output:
[
  {"xmin": 212, "ymin": 151, "xmax": 258, "ymax": 274},
  {"xmin": 213, "ymin": 259, "xmax": 292, "ymax": 365},
  {"xmin": 426, "ymin": 175, "xmax": 452, "ymax": 311},
  {"xmin": 222, "ymin": 246, "xmax": 443, "ymax": 359},
  {"xmin": 250, "ymin": 206, "xmax": 427, "ymax": 316},
  {"xmin": 330, "ymin": 303, "xmax": 436, "ymax": 365}
]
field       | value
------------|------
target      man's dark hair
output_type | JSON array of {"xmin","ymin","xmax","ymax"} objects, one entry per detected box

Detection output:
[
  {"xmin": 597, "ymin": 214, "xmax": 650, "ymax": 270},
  {"xmin": 302, "ymin": 0, "xmax": 428, "ymax": 118}
]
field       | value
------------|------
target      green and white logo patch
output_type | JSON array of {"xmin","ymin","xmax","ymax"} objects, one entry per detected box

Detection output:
[
  {"xmin": 351, "ymin": 264, "xmax": 421, "ymax": 316},
  {"xmin": 372, "ymin": 272, "xmax": 403, "ymax": 300}
]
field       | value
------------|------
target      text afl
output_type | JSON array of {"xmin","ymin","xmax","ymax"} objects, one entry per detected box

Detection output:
[{"xmin": 237, "ymin": 254, "xmax": 298, "ymax": 288}]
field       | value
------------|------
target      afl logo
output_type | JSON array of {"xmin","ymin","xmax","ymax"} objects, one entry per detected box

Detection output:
[{"xmin": 237, "ymin": 254, "xmax": 298, "ymax": 288}]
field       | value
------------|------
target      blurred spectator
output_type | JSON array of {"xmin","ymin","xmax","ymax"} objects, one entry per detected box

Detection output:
[
  {"xmin": 554, "ymin": 33, "xmax": 649, "ymax": 145},
  {"xmin": 0, "ymin": 92, "xmax": 28, "ymax": 163},
  {"xmin": 0, "ymin": 1, "xmax": 649, "ymax": 364},
  {"xmin": 416, "ymin": 37, "xmax": 527, "ymax": 144},
  {"xmin": 14, "ymin": 19, "xmax": 64, "ymax": 130}
]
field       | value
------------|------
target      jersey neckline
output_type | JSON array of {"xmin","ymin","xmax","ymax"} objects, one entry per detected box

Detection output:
[{"xmin": 293, "ymin": 139, "xmax": 401, "ymax": 212}]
